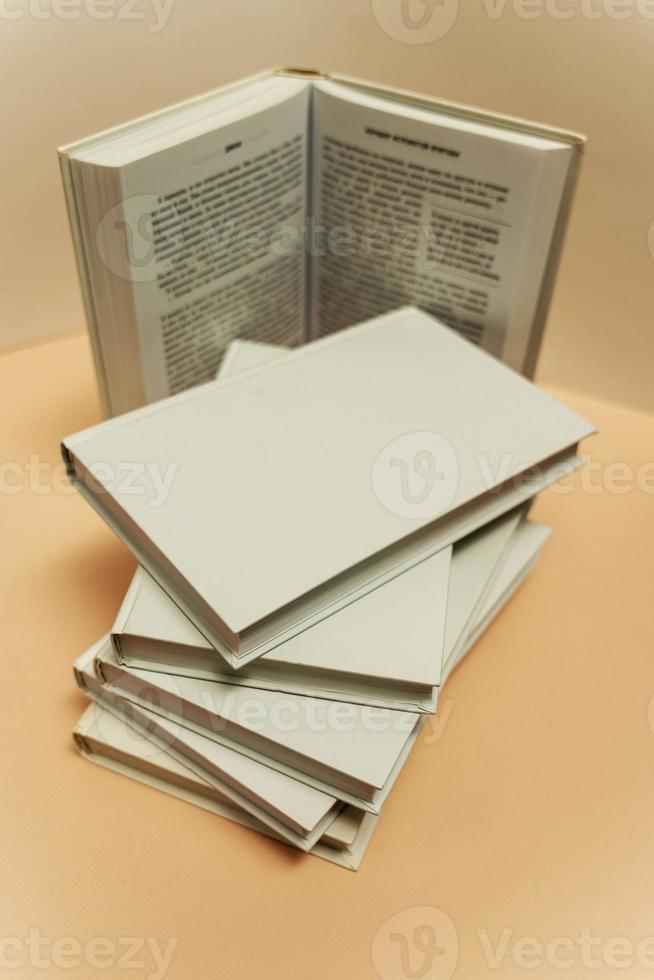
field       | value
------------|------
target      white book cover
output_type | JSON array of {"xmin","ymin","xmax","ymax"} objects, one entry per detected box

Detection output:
[
  {"xmin": 111, "ymin": 509, "xmax": 541, "ymax": 714},
  {"xmin": 96, "ymin": 510, "xmax": 548, "ymax": 812},
  {"xmin": 94, "ymin": 641, "xmax": 423, "ymax": 812},
  {"xmin": 443, "ymin": 510, "xmax": 523, "ymax": 666},
  {"xmin": 63, "ymin": 307, "xmax": 593, "ymax": 668},
  {"xmin": 113, "ymin": 337, "xmax": 451, "ymax": 711},
  {"xmin": 74, "ymin": 641, "xmax": 339, "ymax": 849},
  {"xmin": 443, "ymin": 520, "xmax": 551, "ymax": 680},
  {"xmin": 71, "ymin": 521, "xmax": 547, "ymax": 869},
  {"xmin": 113, "ymin": 548, "xmax": 452, "ymax": 713},
  {"xmin": 74, "ymin": 701, "xmax": 378, "ymax": 871}
]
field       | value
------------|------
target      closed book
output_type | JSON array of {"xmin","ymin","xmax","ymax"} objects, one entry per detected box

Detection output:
[
  {"xmin": 73, "ymin": 701, "xmax": 378, "ymax": 871},
  {"xmin": 74, "ymin": 640, "xmax": 339, "ymax": 849},
  {"xmin": 63, "ymin": 306, "xmax": 592, "ymax": 668}
]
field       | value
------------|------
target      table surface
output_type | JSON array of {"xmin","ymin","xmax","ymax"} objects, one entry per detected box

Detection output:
[{"xmin": 2, "ymin": 333, "xmax": 654, "ymax": 980}]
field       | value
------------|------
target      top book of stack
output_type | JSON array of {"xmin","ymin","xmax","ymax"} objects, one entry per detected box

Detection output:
[{"xmin": 62, "ymin": 307, "xmax": 594, "ymax": 668}]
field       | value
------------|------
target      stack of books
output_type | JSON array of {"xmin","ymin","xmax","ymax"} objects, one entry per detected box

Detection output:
[{"xmin": 67, "ymin": 307, "xmax": 593, "ymax": 870}]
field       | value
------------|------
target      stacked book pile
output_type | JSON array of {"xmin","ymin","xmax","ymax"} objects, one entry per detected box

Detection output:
[{"xmin": 67, "ymin": 307, "xmax": 593, "ymax": 870}]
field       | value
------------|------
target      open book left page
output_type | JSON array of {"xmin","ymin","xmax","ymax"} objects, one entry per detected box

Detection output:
[{"xmin": 64, "ymin": 75, "xmax": 310, "ymax": 414}]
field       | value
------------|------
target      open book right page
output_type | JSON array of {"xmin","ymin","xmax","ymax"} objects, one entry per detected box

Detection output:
[{"xmin": 308, "ymin": 79, "xmax": 573, "ymax": 371}]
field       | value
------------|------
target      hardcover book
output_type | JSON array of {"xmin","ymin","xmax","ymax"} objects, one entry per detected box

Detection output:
[
  {"xmin": 59, "ymin": 68, "xmax": 584, "ymax": 416},
  {"xmin": 74, "ymin": 641, "xmax": 340, "ymax": 849},
  {"xmin": 73, "ymin": 701, "xmax": 378, "ymax": 870},
  {"xmin": 62, "ymin": 307, "xmax": 593, "ymax": 668},
  {"xmin": 72, "ymin": 518, "xmax": 549, "ymax": 865}
]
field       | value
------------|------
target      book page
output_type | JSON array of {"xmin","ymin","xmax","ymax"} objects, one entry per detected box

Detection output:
[
  {"xmin": 114, "ymin": 80, "xmax": 310, "ymax": 403},
  {"xmin": 309, "ymin": 80, "xmax": 572, "ymax": 370}
]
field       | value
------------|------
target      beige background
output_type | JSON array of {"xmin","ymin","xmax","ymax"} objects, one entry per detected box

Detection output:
[{"xmin": 1, "ymin": 0, "xmax": 654, "ymax": 409}]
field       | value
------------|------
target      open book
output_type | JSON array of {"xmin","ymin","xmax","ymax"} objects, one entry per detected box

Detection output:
[{"xmin": 59, "ymin": 68, "xmax": 584, "ymax": 416}]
